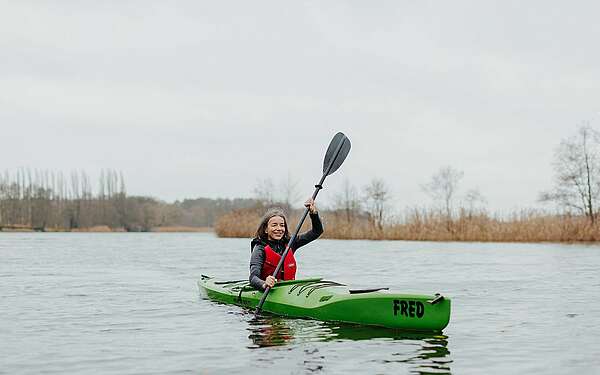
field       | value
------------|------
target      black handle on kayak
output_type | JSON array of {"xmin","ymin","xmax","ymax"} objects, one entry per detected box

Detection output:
[
  {"xmin": 428, "ymin": 293, "xmax": 445, "ymax": 305},
  {"xmin": 254, "ymin": 132, "xmax": 351, "ymax": 315}
]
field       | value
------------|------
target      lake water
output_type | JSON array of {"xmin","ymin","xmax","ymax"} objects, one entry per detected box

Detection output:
[{"xmin": 1, "ymin": 233, "xmax": 599, "ymax": 374}]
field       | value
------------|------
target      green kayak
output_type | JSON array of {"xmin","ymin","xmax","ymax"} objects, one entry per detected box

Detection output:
[{"xmin": 198, "ymin": 275, "xmax": 451, "ymax": 331}]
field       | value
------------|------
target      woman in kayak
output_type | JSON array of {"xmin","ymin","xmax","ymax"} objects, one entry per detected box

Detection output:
[{"xmin": 249, "ymin": 198, "xmax": 323, "ymax": 291}]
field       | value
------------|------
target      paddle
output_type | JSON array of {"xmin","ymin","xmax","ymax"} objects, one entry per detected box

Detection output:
[{"xmin": 254, "ymin": 132, "xmax": 351, "ymax": 315}]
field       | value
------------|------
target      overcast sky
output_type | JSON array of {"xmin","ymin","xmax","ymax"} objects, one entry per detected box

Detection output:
[{"xmin": 2, "ymin": 1, "xmax": 599, "ymax": 213}]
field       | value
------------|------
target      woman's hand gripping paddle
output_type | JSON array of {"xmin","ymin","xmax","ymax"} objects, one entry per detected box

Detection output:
[{"xmin": 254, "ymin": 132, "xmax": 351, "ymax": 315}]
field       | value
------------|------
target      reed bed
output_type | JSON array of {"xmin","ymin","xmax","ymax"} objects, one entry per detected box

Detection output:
[
  {"xmin": 214, "ymin": 207, "xmax": 315, "ymax": 239},
  {"xmin": 215, "ymin": 207, "xmax": 600, "ymax": 243}
]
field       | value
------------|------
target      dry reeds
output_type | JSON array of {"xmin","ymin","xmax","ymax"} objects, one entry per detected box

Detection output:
[
  {"xmin": 215, "ymin": 206, "xmax": 326, "ymax": 239},
  {"xmin": 215, "ymin": 207, "xmax": 600, "ymax": 243}
]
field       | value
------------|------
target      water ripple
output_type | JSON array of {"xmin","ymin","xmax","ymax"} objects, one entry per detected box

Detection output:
[{"xmin": 2, "ymin": 233, "xmax": 600, "ymax": 374}]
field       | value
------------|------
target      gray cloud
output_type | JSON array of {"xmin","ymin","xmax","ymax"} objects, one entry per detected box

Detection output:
[{"xmin": 1, "ymin": 1, "xmax": 599, "ymax": 212}]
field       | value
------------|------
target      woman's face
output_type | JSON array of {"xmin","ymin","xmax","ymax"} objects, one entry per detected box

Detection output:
[{"xmin": 265, "ymin": 216, "xmax": 286, "ymax": 241}]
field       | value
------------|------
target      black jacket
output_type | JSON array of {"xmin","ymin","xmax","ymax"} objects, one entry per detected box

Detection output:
[{"xmin": 249, "ymin": 212, "xmax": 323, "ymax": 290}]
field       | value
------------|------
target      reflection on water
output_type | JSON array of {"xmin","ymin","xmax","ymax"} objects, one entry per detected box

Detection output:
[
  {"xmin": 247, "ymin": 316, "xmax": 295, "ymax": 347},
  {"xmin": 247, "ymin": 315, "xmax": 452, "ymax": 374}
]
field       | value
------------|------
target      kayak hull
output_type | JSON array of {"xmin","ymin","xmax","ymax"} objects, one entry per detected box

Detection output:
[{"xmin": 198, "ymin": 276, "xmax": 451, "ymax": 331}]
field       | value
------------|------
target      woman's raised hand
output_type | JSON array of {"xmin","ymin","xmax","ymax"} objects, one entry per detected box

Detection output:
[{"xmin": 304, "ymin": 198, "xmax": 317, "ymax": 214}]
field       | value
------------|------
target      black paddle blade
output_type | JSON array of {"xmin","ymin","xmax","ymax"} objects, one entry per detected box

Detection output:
[{"xmin": 323, "ymin": 132, "xmax": 351, "ymax": 176}]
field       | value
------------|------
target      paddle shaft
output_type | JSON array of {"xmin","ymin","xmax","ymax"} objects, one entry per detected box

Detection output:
[{"xmin": 254, "ymin": 138, "xmax": 346, "ymax": 315}]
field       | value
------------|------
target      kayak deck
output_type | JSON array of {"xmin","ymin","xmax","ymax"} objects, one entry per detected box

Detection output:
[{"xmin": 198, "ymin": 276, "xmax": 451, "ymax": 331}]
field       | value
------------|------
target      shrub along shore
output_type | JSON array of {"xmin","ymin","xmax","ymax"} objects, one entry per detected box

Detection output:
[
  {"xmin": 4, "ymin": 207, "xmax": 599, "ymax": 242},
  {"xmin": 214, "ymin": 207, "xmax": 600, "ymax": 243}
]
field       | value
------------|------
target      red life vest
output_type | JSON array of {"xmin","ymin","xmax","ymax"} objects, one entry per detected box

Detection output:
[{"xmin": 261, "ymin": 245, "xmax": 297, "ymax": 281}]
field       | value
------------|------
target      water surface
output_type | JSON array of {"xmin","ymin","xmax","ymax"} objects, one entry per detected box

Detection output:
[{"xmin": 1, "ymin": 233, "xmax": 599, "ymax": 374}]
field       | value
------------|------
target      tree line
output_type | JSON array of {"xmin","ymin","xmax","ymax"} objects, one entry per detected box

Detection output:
[
  {"xmin": 320, "ymin": 124, "xmax": 600, "ymax": 232},
  {"xmin": 0, "ymin": 169, "xmax": 258, "ymax": 231},
  {"xmin": 216, "ymin": 124, "xmax": 600, "ymax": 242},
  {"xmin": 3, "ymin": 124, "xmax": 599, "ymax": 241}
]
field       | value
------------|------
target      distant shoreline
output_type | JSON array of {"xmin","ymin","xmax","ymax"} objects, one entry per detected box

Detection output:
[
  {"xmin": 1, "ymin": 226, "xmax": 598, "ymax": 243},
  {"xmin": 4, "ymin": 220, "xmax": 600, "ymax": 244},
  {"xmin": 0, "ymin": 225, "xmax": 213, "ymax": 233}
]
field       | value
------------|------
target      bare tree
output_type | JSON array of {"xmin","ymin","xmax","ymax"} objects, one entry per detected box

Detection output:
[
  {"xmin": 540, "ymin": 125, "xmax": 600, "ymax": 223},
  {"xmin": 333, "ymin": 178, "xmax": 361, "ymax": 223},
  {"xmin": 422, "ymin": 166, "xmax": 464, "ymax": 219},
  {"xmin": 253, "ymin": 178, "xmax": 276, "ymax": 205},
  {"xmin": 463, "ymin": 188, "xmax": 487, "ymax": 218},
  {"xmin": 279, "ymin": 172, "xmax": 300, "ymax": 212},
  {"xmin": 363, "ymin": 178, "xmax": 390, "ymax": 230}
]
